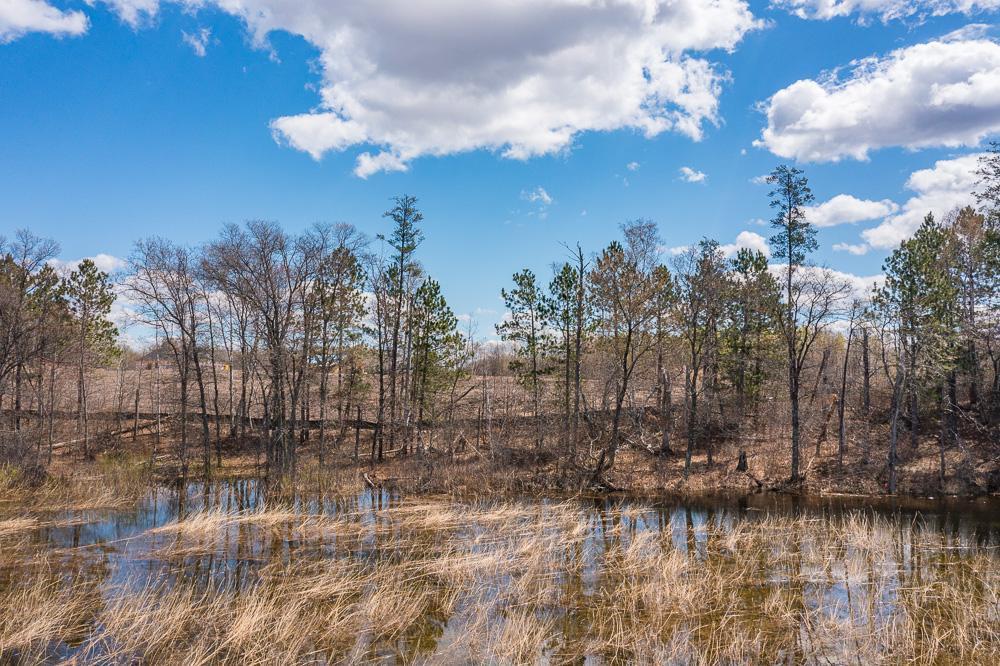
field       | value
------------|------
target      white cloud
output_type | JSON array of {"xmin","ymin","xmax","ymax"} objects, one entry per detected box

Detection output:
[
  {"xmin": 182, "ymin": 27, "xmax": 211, "ymax": 57},
  {"xmin": 49, "ymin": 253, "xmax": 126, "ymax": 276},
  {"xmin": 679, "ymin": 166, "xmax": 707, "ymax": 183},
  {"xmin": 664, "ymin": 230, "xmax": 769, "ymax": 258},
  {"xmin": 94, "ymin": 0, "xmax": 764, "ymax": 176},
  {"xmin": 719, "ymin": 230, "xmax": 769, "ymax": 257},
  {"xmin": 769, "ymin": 264, "xmax": 884, "ymax": 303},
  {"xmin": 521, "ymin": 186, "xmax": 553, "ymax": 206},
  {"xmin": 772, "ymin": 0, "xmax": 1000, "ymax": 22},
  {"xmin": 354, "ymin": 150, "xmax": 409, "ymax": 178},
  {"xmin": 0, "ymin": 0, "xmax": 88, "ymax": 42},
  {"xmin": 626, "ymin": 161, "xmax": 640, "ymax": 171},
  {"xmin": 96, "ymin": 0, "xmax": 161, "ymax": 28},
  {"xmin": 832, "ymin": 242, "xmax": 871, "ymax": 255},
  {"xmin": 860, "ymin": 152, "xmax": 981, "ymax": 249},
  {"xmin": 806, "ymin": 194, "xmax": 898, "ymax": 228},
  {"xmin": 756, "ymin": 36, "xmax": 1000, "ymax": 162},
  {"xmin": 749, "ymin": 174, "xmax": 769, "ymax": 185}
]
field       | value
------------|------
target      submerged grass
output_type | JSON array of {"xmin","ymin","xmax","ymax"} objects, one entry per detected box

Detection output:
[{"xmin": 0, "ymin": 494, "xmax": 997, "ymax": 664}]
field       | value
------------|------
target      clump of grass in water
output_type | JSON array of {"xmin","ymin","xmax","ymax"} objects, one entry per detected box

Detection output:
[
  {"xmin": 0, "ymin": 452, "xmax": 155, "ymax": 515},
  {"xmin": 0, "ymin": 499, "xmax": 997, "ymax": 664}
]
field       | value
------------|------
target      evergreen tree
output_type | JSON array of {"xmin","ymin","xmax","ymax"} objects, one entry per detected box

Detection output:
[
  {"xmin": 721, "ymin": 248, "xmax": 780, "ymax": 467},
  {"xmin": 63, "ymin": 258, "xmax": 118, "ymax": 458},
  {"xmin": 497, "ymin": 269, "xmax": 553, "ymax": 451},
  {"xmin": 768, "ymin": 164, "xmax": 817, "ymax": 482},
  {"xmin": 411, "ymin": 277, "xmax": 459, "ymax": 450},
  {"xmin": 548, "ymin": 263, "xmax": 580, "ymax": 463},
  {"xmin": 380, "ymin": 195, "xmax": 424, "ymax": 453}
]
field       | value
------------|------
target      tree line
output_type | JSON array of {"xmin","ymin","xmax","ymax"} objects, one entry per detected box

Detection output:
[{"xmin": 2, "ymin": 151, "xmax": 999, "ymax": 491}]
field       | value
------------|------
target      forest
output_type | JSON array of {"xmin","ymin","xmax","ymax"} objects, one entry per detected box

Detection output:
[
  {"xmin": 2, "ymin": 155, "xmax": 1000, "ymax": 666},
  {"xmin": 1, "ymin": 152, "xmax": 999, "ymax": 500}
]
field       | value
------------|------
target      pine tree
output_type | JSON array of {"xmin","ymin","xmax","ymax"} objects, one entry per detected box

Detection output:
[
  {"xmin": 497, "ymin": 269, "xmax": 552, "ymax": 451},
  {"xmin": 768, "ymin": 164, "xmax": 817, "ymax": 483},
  {"xmin": 63, "ymin": 259, "xmax": 118, "ymax": 459}
]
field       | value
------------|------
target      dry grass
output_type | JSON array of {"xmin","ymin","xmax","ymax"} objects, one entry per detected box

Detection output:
[{"xmin": 0, "ymin": 494, "xmax": 996, "ymax": 664}]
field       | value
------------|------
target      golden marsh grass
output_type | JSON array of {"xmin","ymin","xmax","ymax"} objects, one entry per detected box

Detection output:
[{"xmin": 0, "ymin": 483, "xmax": 997, "ymax": 664}]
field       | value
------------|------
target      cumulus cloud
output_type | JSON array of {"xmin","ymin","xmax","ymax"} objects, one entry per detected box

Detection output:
[
  {"xmin": 664, "ymin": 230, "xmax": 769, "ymax": 258},
  {"xmin": 49, "ymin": 253, "xmax": 126, "ymax": 276},
  {"xmin": 860, "ymin": 152, "xmax": 981, "ymax": 250},
  {"xmin": 806, "ymin": 194, "xmax": 898, "ymax": 228},
  {"xmin": 97, "ymin": 0, "xmax": 161, "ymax": 28},
  {"xmin": 720, "ymin": 230, "xmax": 769, "ymax": 257},
  {"xmin": 0, "ymin": 0, "xmax": 88, "ymax": 42},
  {"xmin": 832, "ymin": 242, "xmax": 871, "ymax": 255},
  {"xmin": 756, "ymin": 36, "xmax": 1000, "ymax": 162},
  {"xmin": 90, "ymin": 0, "xmax": 763, "ymax": 176},
  {"xmin": 626, "ymin": 161, "xmax": 640, "ymax": 171},
  {"xmin": 769, "ymin": 264, "xmax": 884, "ymax": 303},
  {"xmin": 772, "ymin": 0, "xmax": 1000, "ymax": 22},
  {"xmin": 182, "ymin": 27, "xmax": 211, "ymax": 57},
  {"xmin": 679, "ymin": 166, "xmax": 707, "ymax": 183}
]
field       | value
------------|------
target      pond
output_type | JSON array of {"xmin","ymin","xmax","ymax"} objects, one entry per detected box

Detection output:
[{"xmin": 2, "ymin": 479, "xmax": 998, "ymax": 664}]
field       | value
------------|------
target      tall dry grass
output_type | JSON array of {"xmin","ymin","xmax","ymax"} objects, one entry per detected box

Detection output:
[{"xmin": 0, "ymin": 497, "xmax": 997, "ymax": 664}]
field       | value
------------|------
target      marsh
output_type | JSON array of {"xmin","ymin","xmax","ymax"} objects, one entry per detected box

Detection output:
[{"xmin": 1, "ymin": 476, "xmax": 998, "ymax": 664}]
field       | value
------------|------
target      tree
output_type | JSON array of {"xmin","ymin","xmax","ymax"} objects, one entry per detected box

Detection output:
[
  {"xmin": 721, "ymin": 248, "xmax": 780, "ymax": 470},
  {"xmin": 588, "ymin": 220, "xmax": 667, "ymax": 482},
  {"xmin": 202, "ymin": 221, "xmax": 326, "ymax": 477},
  {"xmin": 312, "ymin": 226, "xmax": 367, "ymax": 466},
  {"xmin": 127, "ymin": 239, "xmax": 206, "ymax": 475},
  {"xmin": 652, "ymin": 264, "xmax": 675, "ymax": 455},
  {"xmin": 497, "ymin": 269, "xmax": 552, "ymax": 452},
  {"xmin": 973, "ymin": 145, "xmax": 1000, "ymax": 421},
  {"xmin": 549, "ymin": 262, "xmax": 581, "ymax": 464},
  {"xmin": 946, "ymin": 207, "xmax": 1000, "ymax": 423},
  {"xmin": 672, "ymin": 240, "xmax": 726, "ymax": 474},
  {"xmin": 768, "ymin": 164, "xmax": 823, "ymax": 482},
  {"xmin": 410, "ymin": 277, "xmax": 459, "ymax": 451},
  {"xmin": 381, "ymin": 195, "xmax": 424, "ymax": 454},
  {"xmin": 63, "ymin": 259, "xmax": 118, "ymax": 459},
  {"xmin": 876, "ymin": 213, "xmax": 958, "ymax": 490},
  {"xmin": 0, "ymin": 231, "xmax": 63, "ymax": 434}
]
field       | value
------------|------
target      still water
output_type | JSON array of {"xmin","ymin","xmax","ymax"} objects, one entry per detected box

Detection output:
[{"xmin": 2, "ymin": 480, "xmax": 998, "ymax": 663}]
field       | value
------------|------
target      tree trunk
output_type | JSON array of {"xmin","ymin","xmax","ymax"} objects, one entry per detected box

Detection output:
[
  {"xmin": 837, "ymin": 326, "xmax": 854, "ymax": 467},
  {"xmin": 659, "ymin": 368, "xmax": 672, "ymax": 454},
  {"xmin": 888, "ymin": 363, "xmax": 905, "ymax": 495}
]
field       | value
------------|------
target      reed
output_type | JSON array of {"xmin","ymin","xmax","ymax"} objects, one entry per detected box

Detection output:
[{"xmin": 0, "ymin": 497, "xmax": 996, "ymax": 664}]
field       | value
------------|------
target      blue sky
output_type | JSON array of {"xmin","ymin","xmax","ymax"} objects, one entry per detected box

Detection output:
[{"xmin": 2, "ymin": 0, "xmax": 998, "ymax": 339}]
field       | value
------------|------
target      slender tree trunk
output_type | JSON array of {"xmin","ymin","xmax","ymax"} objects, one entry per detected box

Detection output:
[
  {"xmin": 78, "ymin": 317, "xmax": 89, "ymax": 459},
  {"xmin": 660, "ymin": 368, "xmax": 672, "ymax": 454},
  {"xmin": 908, "ymin": 336, "xmax": 919, "ymax": 450},
  {"xmin": 133, "ymin": 361, "xmax": 142, "ymax": 442},
  {"xmin": 13, "ymin": 362, "xmax": 22, "ymax": 432},
  {"xmin": 861, "ymin": 326, "xmax": 872, "ymax": 463},
  {"xmin": 354, "ymin": 405, "xmax": 361, "ymax": 462},
  {"xmin": 837, "ymin": 325, "xmax": 854, "ymax": 467},
  {"xmin": 888, "ymin": 360, "xmax": 905, "ymax": 495},
  {"xmin": 191, "ymin": 344, "xmax": 212, "ymax": 477},
  {"xmin": 47, "ymin": 362, "xmax": 56, "ymax": 465},
  {"xmin": 785, "ymin": 243, "xmax": 800, "ymax": 483},
  {"xmin": 685, "ymin": 365, "xmax": 698, "ymax": 476},
  {"xmin": 939, "ymin": 380, "xmax": 948, "ymax": 489}
]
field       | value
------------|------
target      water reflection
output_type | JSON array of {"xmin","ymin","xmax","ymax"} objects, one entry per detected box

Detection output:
[{"xmin": 2, "ymin": 480, "xmax": 998, "ymax": 663}]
